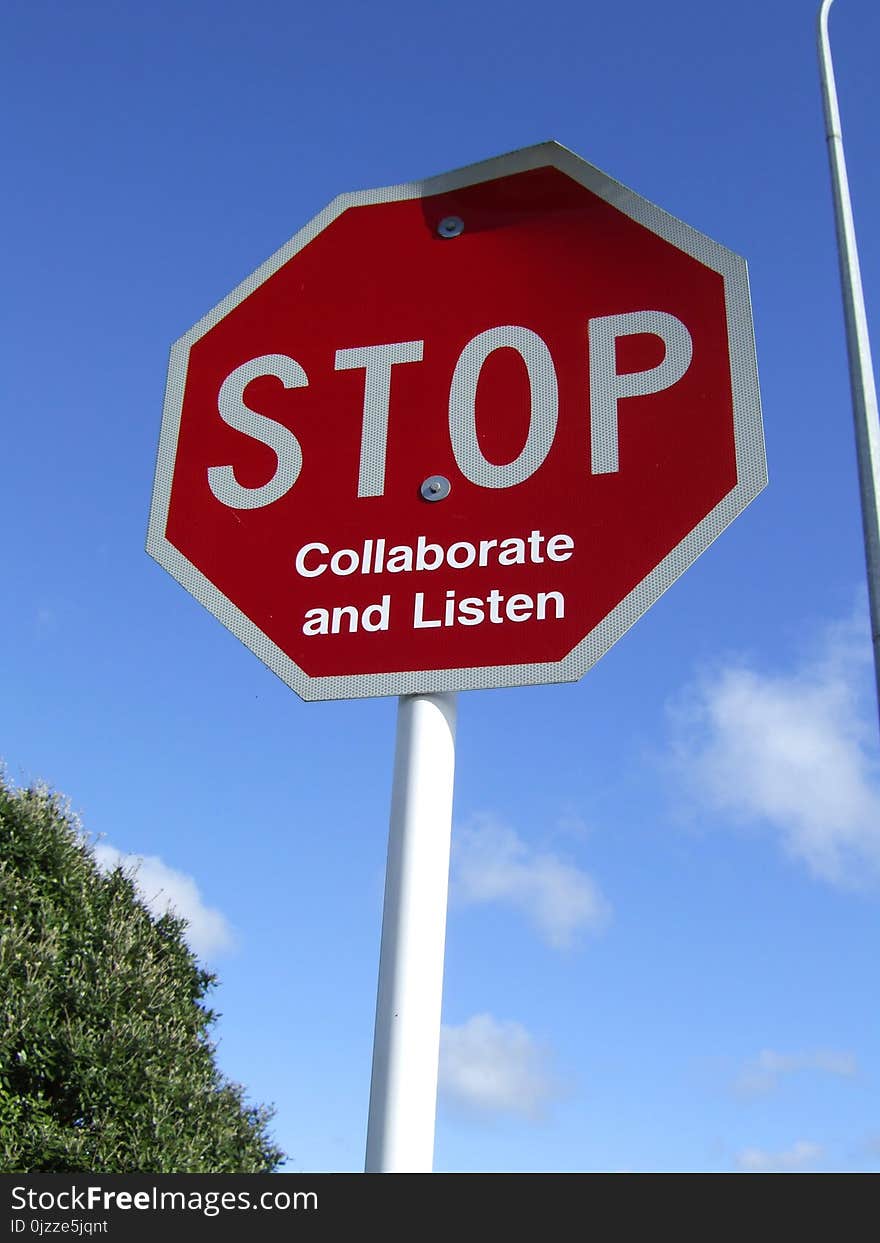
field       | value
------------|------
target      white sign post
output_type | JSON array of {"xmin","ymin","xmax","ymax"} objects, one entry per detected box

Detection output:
[{"xmin": 364, "ymin": 692, "xmax": 457, "ymax": 1173}]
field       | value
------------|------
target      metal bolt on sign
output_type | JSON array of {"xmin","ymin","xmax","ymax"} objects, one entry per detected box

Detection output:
[
  {"xmin": 420, "ymin": 475, "xmax": 451, "ymax": 501},
  {"xmin": 437, "ymin": 215, "xmax": 464, "ymax": 238}
]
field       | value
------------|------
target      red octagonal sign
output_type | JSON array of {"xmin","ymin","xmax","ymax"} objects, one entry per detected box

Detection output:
[{"xmin": 148, "ymin": 142, "xmax": 766, "ymax": 700}]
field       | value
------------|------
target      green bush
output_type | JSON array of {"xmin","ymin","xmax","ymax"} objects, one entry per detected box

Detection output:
[{"xmin": 0, "ymin": 774, "xmax": 284, "ymax": 1172}]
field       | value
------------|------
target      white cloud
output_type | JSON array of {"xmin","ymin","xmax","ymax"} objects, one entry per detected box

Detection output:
[
  {"xmin": 668, "ymin": 608, "xmax": 880, "ymax": 888},
  {"xmin": 735, "ymin": 1048, "xmax": 857, "ymax": 1096},
  {"xmin": 94, "ymin": 844, "xmax": 234, "ymax": 959},
  {"xmin": 451, "ymin": 814, "xmax": 610, "ymax": 948},
  {"xmin": 735, "ymin": 1140, "xmax": 824, "ymax": 1172},
  {"xmin": 439, "ymin": 1014, "xmax": 559, "ymax": 1119}
]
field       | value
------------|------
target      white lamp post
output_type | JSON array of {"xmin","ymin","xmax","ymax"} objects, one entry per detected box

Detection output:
[{"xmin": 817, "ymin": 0, "xmax": 880, "ymax": 723}]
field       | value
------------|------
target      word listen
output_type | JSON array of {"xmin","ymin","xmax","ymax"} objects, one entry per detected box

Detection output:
[{"xmin": 302, "ymin": 589, "xmax": 565, "ymax": 635}]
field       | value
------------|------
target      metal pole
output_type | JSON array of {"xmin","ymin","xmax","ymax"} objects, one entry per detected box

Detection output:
[
  {"xmin": 365, "ymin": 691, "xmax": 457, "ymax": 1173},
  {"xmin": 817, "ymin": 0, "xmax": 880, "ymax": 724}
]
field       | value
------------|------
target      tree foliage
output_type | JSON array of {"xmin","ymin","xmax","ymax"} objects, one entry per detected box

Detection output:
[{"xmin": 0, "ymin": 774, "xmax": 284, "ymax": 1173}]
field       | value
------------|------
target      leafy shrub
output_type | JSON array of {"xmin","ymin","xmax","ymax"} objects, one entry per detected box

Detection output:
[{"xmin": 0, "ymin": 775, "xmax": 283, "ymax": 1172}]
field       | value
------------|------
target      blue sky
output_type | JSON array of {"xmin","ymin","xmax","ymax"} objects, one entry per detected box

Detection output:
[{"xmin": 3, "ymin": 0, "xmax": 880, "ymax": 1173}]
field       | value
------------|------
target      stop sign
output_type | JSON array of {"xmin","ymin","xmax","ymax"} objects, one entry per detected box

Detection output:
[{"xmin": 148, "ymin": 141, "xmax": 765, "ymax": 701}]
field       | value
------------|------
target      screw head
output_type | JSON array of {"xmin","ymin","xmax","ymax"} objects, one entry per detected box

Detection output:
[
  {"xmin": 437, "ymin": 215, "xmax": 464, "ymax": 239},
  {"xmin": 420, "ymin": 475, "xmax": 451, "ymax": 502}
]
